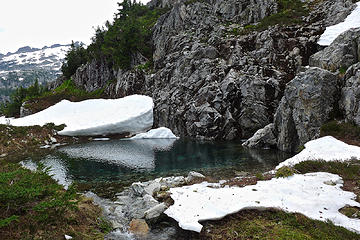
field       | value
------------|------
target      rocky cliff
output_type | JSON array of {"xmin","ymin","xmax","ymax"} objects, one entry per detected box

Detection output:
[
  {"xmin": 244, "ymin": 27, "xmax": 360, "ymax": 152},
  {"xmin": 68, "ymin": 0, "xmax": 357, "ymax": 145}
]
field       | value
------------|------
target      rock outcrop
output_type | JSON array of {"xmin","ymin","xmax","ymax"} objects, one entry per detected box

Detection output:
[
  {"xmin": 245, "ymin": 26, "xmax": 360, "ymax": 152},
  {"xmin": 309, "ymin": 28, "xmax": 360, "ymax": 72},
  {"xmin": 67, "ymin": 0, "xmax": 357, "ymax": 142},
  {"xmin": 340, "ymin": 63, "xmax": 360, "ymax": 125},
  {"xmin": 274, "ymin": 68, "xmax": 339, "ymax": 152}
]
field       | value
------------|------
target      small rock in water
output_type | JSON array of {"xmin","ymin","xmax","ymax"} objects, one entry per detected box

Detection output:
[{"xmin": 129, "ymin": 219, "xmax": 149, "ymax": 236}]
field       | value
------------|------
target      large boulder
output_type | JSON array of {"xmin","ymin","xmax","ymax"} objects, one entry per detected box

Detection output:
[
  {"xmin": 340, "ymin": 63, "xmax": 360, "ymax": 125},
  {"xmin": 274, "ymin": 67, "xmax": 339, "ymax": 152},
  {"xmin": 242, "ymin": 123, "xmax": 277, "ymax": 149},
  {"xmin": 309, "ymin": 28, "xmax": 360, "ymax": 72}
]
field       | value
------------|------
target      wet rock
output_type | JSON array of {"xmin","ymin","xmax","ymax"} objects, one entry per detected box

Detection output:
[
  {"xmin": 144, "ymin": 182, "xmax": 161, "ymax": 196},
  {"xmin": 144, "ymin": 203, "xmax": 167, "ymax": 220},
  {"xmin": 129, "ymin": 219, "xmax": 149, "ymax": 236},
  {"xmin": 131, "ymin": 182, "xmax": 145, "ymax": 196},
  {"xmin": 242, "ymin": 123, "xmax": 277, "ymax": 149}
]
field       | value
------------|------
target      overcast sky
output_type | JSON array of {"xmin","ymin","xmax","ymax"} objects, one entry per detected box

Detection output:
[{"xmin": 0, "ymin": 0, "xmax": 150, "ymax": 54}]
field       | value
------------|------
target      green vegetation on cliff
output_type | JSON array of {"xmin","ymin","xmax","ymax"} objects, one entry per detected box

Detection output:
[{"xmin": 61, "ymin": 0, "xmax": 168, "ymax": 78}]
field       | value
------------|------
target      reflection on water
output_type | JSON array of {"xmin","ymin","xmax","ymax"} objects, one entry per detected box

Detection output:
[{"xmin": 23, "ymin": 139, "xmax": 293, "ymax": 188}]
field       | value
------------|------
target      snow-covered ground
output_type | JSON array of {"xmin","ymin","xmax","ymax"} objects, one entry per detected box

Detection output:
[
  {"xmin": 165, "ymin": 172, "xmax": 360, "ymax": 233},
  {"xmin": 275, "ymin": 136, "xmax": 360, "ymax": 169},
  {"xmin": 0, "ymin": 95, "xmax": 154, "ymax": 136},
  {"xmin": 130, "ymin": 127, "xmax": 179, "ymax": 139},
  {"xmin": 318, "ymin": 2, "xmax": 360, "ymax": 46},
  {"xmin": 165, "ymin": 136, "xmax": 360, "ymax": 234}
]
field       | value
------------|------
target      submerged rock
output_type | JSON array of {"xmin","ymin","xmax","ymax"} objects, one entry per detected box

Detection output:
[{"xmin": 129, "ymin": 219, "xmax": 149, "ymax": 236}]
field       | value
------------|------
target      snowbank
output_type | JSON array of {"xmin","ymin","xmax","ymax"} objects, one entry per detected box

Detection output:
[
  {"xmin": 130, "ymin": 127, "xmax": 179, "ymax": 139},
  {"xmin": 276, "ymin": 136, "xmax": 360, "ymax": 169},
  {"xmin": 0, "ymin": 95, "xmax": 154, "ymax": 136},
  {"xmin": 165, "ymin": 172, "xmax": 360, "ymax": 233},
  {"xmin": 318, "ymin": 2, "xmax": 360, "ymax": 46}
]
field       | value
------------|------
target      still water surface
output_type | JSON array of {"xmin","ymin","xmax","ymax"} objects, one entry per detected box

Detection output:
[{"xmin": 23, "ymin": 139, "xmax": 293, "ymax": 190}]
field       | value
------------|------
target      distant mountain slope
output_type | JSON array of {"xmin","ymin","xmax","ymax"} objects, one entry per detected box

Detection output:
[{"xmin": 0, "ymin": 44, "xmax": 70, "ymax": 102}]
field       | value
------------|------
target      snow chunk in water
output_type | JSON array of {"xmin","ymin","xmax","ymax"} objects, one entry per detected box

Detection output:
[
  {"xmin": 276, "ymin": 136, "xmax": 360, "ymax": 169},
  {"xmin": 130, "ymin": 127, "xmax": 179, "ymax": 139},
  {"xmin": 318, "ymin": 2, "xmax": 360, "ymax": 46},
  {"xmin": 165, "ymin": 172, "xmax": 360, "ymax": 233},
  {"xmin": 0, "ymin": 95, "xmax": 154, "ymax": 137}
]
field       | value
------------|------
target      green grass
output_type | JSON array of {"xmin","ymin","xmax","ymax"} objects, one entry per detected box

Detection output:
[
  {"xmin": 201, "ymin": 209, "xmax": 359, "ymax": 239},
  {"xmin": 0, "ymin": 163, "xmax": 110, "ymax": 239},
  {"xmin": 232, "ymin": 0, "xmax": 308, "ymax": 35},
  {"xmin": 320, "ymin": 121, "xmax": 360, "ymax": 143},
  {"xmin": 40, "ymin": 78, "xmax": 104, "ymax": 99},
  {"xmin": 294, "ymin": 160, "xmax": 360, "ymax": 181},
  {"xmin": 275, "ymin": 166, "xmax": 295, "ymax": 178},
  {"xmin": 0, "ymin": 163, "xmax": 77, "ymax": 235}
]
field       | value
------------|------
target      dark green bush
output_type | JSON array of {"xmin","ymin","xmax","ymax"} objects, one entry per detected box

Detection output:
[{"xmin": 61, "ymin": 42, "xmax": 88, "ymax": 79}]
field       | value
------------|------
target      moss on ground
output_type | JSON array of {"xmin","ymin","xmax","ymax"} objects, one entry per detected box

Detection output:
[
  {"xmin": 0, "ymin": 163, "xmax": 111, "ymax": 239},
  {"xmin": 200, "ymin": 209, "xmax": 359, "ymax": 240}
]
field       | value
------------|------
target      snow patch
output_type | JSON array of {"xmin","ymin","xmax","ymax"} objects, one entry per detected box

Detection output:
[
  {"xmin": 165, "ymin": 172, "xmax": 360, "ymax": 233},
  {"xmin": 275, "ymin": 136, "xmax": 360, "ymax": 169},
  {"xmin": 130, "ymin": 127, "xmax": 179, "ymax": 139},
  {"xmin": 0, "ymin": 95, "xmax": 154, "ymax": 137},
  {"xmin": 318, "ymin": 2, "xmax": 360, "ymax": 46}
]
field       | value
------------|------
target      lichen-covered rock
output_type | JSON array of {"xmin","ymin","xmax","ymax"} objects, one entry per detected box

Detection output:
[
  {"xmin": 275, "ymin": 68, "xmax": 339, "ymax": 152},
  {"xmin": 340, "ymin": 63, "xmax": 360, "ymax": 125},
  {"xmin": 309, "ymin": 28, "xmax": 360, "ymax": 72}
]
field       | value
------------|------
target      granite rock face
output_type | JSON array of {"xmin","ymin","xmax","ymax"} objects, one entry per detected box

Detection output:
[
  {"xmin": 67, "ymin": 0, "xmax": 356, "ymax": 142},
  {"xmin": 274, "ymin": 68, "xmax": 339, "ymax": 152},
  {"xmin": 309, "ymin": 28, "xmax": 360, "ymax": 72},
  {"xmin": 340, "ymin": 63, "xmax": 360, "ymax": 125}
]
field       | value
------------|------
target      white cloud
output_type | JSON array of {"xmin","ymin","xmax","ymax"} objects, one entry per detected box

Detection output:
[{"xmin": 0, "ymin": 0, "xmax": 151, "ymax": 54}]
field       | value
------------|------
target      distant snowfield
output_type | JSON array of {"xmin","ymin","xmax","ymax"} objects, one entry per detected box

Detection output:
[
  {"xmin": 166, "ymin": 136, "xmax": 360, "ymax": 233},
  {"xmin": 0, "ymin": 45, "xmax": 69, "ymax": 71},
  {"xmin": 318, "ymin": 2, "xmax": 360, "ymax": 46},
  {"xmin": 0, "ymin": 95, "xmax": 154, "ymax": 136}
]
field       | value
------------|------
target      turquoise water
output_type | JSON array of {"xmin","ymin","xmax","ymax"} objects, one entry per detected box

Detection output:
[{"xmin": 24, "ymin": 139, "xmax": 292, "ymax": 190}]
